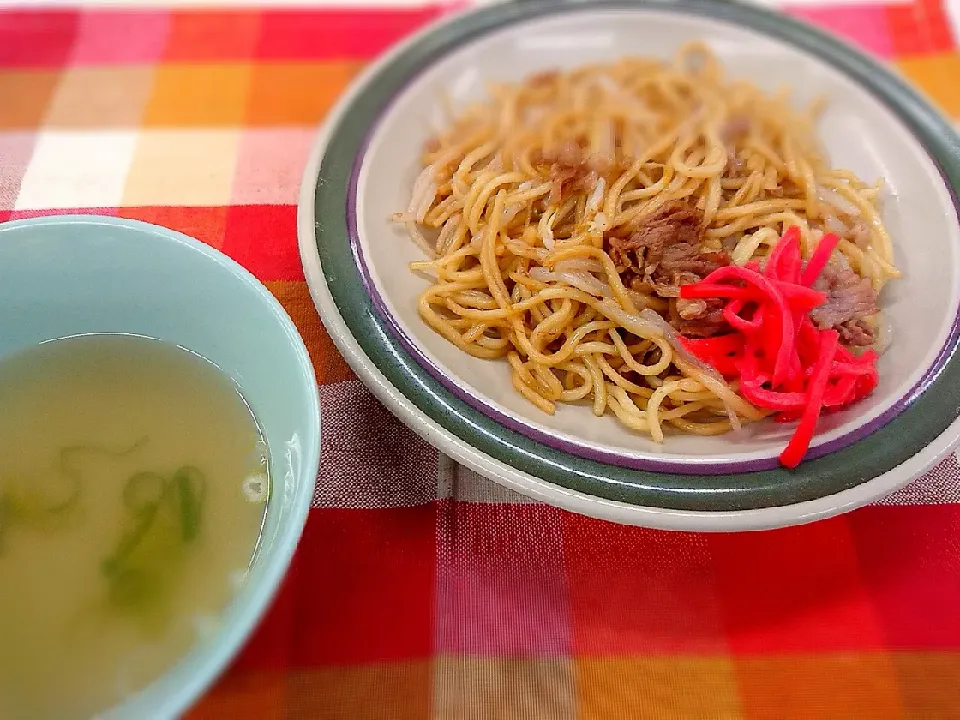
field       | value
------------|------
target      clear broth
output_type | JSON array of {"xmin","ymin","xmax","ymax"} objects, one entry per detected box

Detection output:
[{"xmin": 0, "ymin": 335, "xmax": 269, "ymax": 720}]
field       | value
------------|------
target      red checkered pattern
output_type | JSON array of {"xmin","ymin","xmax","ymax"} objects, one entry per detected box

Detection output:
[{"xmin": 2, "ymin": 3, "xmax": 960, "ymax": 717}]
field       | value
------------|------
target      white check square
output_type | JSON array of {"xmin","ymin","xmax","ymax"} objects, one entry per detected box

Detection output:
[{"xmin": 15, "ymin": 130, "xmax": 137, "ymax": 211}]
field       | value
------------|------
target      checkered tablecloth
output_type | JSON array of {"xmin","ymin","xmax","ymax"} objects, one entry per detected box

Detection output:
[{"xmin": 3, "ymin": 2, "xmax": 960, "ymax": 717}]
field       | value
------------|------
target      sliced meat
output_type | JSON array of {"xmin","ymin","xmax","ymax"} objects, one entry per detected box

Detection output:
[
  {"xmin": 672, "ymin": 297, "xmax": 727, "ymax": 337},
  {"xmin": 837, "ymin": 318, "xmax": 876, "ymax": 347},
  {"xmin": 534, "ymin": 141, "xmax": 628, "ymax": 205},
  {"xmin": 659, "ymin": 242, "xmax": 729, "ymax": 283},
  {"xmin": 810, "ymin": 262, "xmax": 878, "ymax": 346},
  {"xmin": 535, "ymin": 141, "xmax": 596, "ymax": 205},
  {"xmin": 607, "ymin": 202, "xmax": 730, "ymax": 336},
  {"xmin": 610, "ymin": 202, "xmax": 704, "ymax": 266},
  {"xmin": 541, "ymin": 139, "xmax": 583, "ymax": 168},
  {"xmin": 725, "ymin": 149, "xmax": 747, "ymax": 178},
  {"xmin": 608, "ymin": 202, "xmax": 728, "ymax": 293}
]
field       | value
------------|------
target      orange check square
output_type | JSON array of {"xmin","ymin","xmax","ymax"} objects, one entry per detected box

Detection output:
[
  {"xmin": 0, "ymin": 71, "xmax": 61, "ymax": 130},
  {"xmin": 576, "ymin": 657, "xmax": 741, "ymax": 720},
  {"xmin": 435, "ymin": 656, "xmax": 575, "ymax": 720},
  {"xmin": 734, "ymin": 653, "xmax": 904, "ymax": 720},
  {"xmin": 893, "ymin": 651, "xmax": 960, "ymax": 719},
  {"xmin": 896, "ymin": 53, "xmax": 960, "ymax": 119},
  {"xmin": 265, "ymin": 281, "xmax": 354, "ymax": 385},
  {"xmin": 246, "ymin": 61, "xmax": 362, "ymax": 126},
  {"xmin": 284, "ymin": 663, "xmax": 431, "ymax": 720},
  {"xmin": 185, "ymin": 671, "xmax": 284, "ymax": 720},
  {"xmin": 143, "ymin": 63, "xmax": 251, "ymax": 127}
]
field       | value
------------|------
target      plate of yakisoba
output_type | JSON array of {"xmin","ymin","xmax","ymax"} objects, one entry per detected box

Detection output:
[{"xmin": 298, "ymin": 0, "xmax": 960, "ymax": 530}]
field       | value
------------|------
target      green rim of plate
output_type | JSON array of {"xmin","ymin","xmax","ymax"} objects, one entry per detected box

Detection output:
[{"xmin": 313, "ymin": 0, "xmax": 960, "ymax": 512}]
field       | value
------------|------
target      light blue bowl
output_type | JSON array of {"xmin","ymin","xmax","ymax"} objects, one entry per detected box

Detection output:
[{"xmin": 0, "ymin": 215, "xmax": 321, "ymax": 719}]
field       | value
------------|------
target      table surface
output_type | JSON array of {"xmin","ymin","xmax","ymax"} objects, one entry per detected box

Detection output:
[{"xmin": 3, "ymin": 1, "xmax": 960, "ymax": 718}]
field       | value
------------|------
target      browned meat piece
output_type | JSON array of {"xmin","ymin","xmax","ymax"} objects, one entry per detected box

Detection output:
[
  {"xmin": 672, "ymin": 297, "xmax": 727, "ymax": 337},
  {"xmin": 610, "ymin": 202, "xmax": 703, "ymax": 268},
  {"xmin": 534, "ymin": 141, "xmax": 597, "ymax": 205},
  {"xmin": 541, "ymin": 140, "xmax": 583, "ymax": 167},
  {"xmin": 725, "ymin": 151, "xmax": 746, "ymax": 177},
  {"xmin": 837, "ymin": 319, "xmax": 876, "ymax": 347},
  {"xmin": 660, "ymin": 242, "xmax": 729, "ymax": 281},
  {"xmin": 534, "ymin": 141, "xmax": 630, "ymax": 205},
  {"xmin": 608, "ymin": 202, "xmax": 728, "ymax": 293},
  {"xmin": 607, "ymin": 202, "xmax": 730, "ymax": 336},
  {"xmin": 810, "ymin": 262, "xmax": 878, "ymax": 346}
]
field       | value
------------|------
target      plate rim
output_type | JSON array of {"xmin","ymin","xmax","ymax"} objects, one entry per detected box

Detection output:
[{"xmin": 299, "ymin": 0, "xmax": 960, "ymax": 515}]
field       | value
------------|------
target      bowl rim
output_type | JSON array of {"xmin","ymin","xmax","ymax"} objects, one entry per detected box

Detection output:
[
  {"xmin": 0, "ymin": 214, "xmax": 322, "ymax": 720},
  {"xmin": 299, "ymin": 0, "xmax": 960, "ymax": 515}
]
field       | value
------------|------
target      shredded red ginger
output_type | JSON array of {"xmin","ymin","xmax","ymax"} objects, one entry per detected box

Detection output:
[{"xmin": 678, "ymin": 226, "xmax": 879, "ymax": 468}]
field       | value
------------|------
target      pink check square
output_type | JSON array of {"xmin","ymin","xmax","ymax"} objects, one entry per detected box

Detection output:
[
  {"xmin": 231, "ymin": 129, "xmax": 315, "ymax": 206},
  {"xmin": 435, "ymin": 503, "xmax": 572, "ymax": 655},
  {"xmin": 787, "ymin": 4, "xmax": 894, "ymax": 59},
  {"xmin": 0, "ymin": 132, "xmax": 37, "ymax": 212},
  {"xmin": 70, "ymin": 10, "xmax": 171, "ymax": 65}
]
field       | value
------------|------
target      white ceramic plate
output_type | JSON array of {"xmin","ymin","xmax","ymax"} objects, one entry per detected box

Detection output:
[{"xmin": 299, "ymin": 0, "xmax": 960, "ymax": 529}]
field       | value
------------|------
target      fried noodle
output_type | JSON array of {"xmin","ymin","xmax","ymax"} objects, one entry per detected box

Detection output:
[{"xmin": 395, "ymin": 43, "xmax": 900, "ymax": 440}]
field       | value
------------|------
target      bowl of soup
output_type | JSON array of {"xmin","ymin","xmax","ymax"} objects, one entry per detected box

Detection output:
[{"xmin": 0, "ymin": 214, "xmax": 321, "ymax": 719}]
